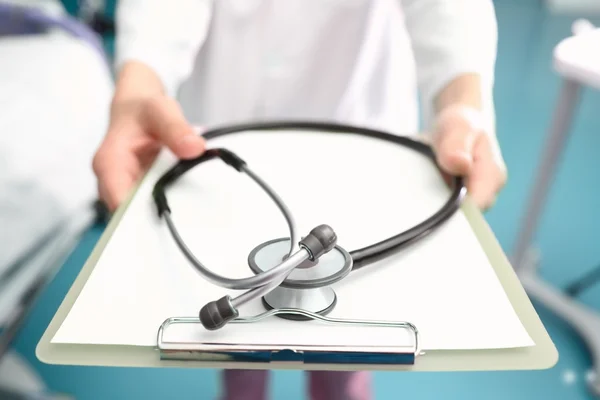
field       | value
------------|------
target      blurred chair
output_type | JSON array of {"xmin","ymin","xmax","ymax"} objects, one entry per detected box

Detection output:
[
  {"xmin": 511, "ymin": 19, "xmax": 600, "ymax": 398},
  {"xmin": 0, "ymin": 0, "xmax": 113, "ymax": 398}
]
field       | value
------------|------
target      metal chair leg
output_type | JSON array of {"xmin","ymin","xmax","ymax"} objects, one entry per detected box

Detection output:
[{"xmin": 511, "ymin": 79, "xmax": 582, "ymax": 270}]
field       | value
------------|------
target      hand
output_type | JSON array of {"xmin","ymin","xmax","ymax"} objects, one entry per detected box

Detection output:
[
  {"xmin": 92, "ymin": 95, "xmax": 206, "ymax": 211},
  {"xmin": 431, "ymin": 105, "xmax": 507, "ymax": 210}
]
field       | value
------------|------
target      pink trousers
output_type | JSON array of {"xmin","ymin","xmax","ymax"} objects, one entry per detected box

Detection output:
[{"xmin": 220, "ymin": 369, "xmax": 372, "ymax": 400}]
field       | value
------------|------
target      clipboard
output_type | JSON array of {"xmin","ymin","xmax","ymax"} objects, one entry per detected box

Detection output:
[
  {"xmin": 35, "ymin": 128, "xmax": 558, "ymax": 372},
  {"xmin": 35, "ymin": 184, "xmax": 558, "ymax": 372}
]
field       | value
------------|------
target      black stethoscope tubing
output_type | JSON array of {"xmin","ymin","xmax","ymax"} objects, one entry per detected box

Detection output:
[{"xmin": 152, "ymin": 120, "xmax": 466, "ymax": 273}]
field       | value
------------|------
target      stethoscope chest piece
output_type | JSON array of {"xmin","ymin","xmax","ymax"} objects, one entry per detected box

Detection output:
[{"xmin": 248, "ymin": 237, "xmax": 353, "ymax": 320}]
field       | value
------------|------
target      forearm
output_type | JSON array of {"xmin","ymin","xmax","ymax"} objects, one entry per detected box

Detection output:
[
  {"xmin": 434, "ymin": 73, "xmax": 482, "ymax": 113},
  {"xmin": 112, "ymin": 61, "xmax": 165, "ymax": 107},
  {"xmin": 401, "ymin": 0, "xmax": 497, "ymax": 130}
]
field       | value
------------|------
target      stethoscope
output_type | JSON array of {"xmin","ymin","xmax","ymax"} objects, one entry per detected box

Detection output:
[{"xmin": 152, "ymin": 121, "xmax": 466, "ymax": 331}]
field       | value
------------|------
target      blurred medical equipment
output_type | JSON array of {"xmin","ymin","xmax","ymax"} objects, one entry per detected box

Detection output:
[
  {"xmin": 78, "ymin": 0, "xmax": 114, "ymax": 36},
  {"xmin": 153, "ymin": 121, "xmax": 465, "ymax": 330},
  {"xmin": 0, "ymin": 1, "xmax": 104, "ymax": 55},
  {"xmin": 0, "ymin": 351, "xmax": 73, "ymax": 399},
  {"xmin": 78, "ymin": 0, "xmax": 105, "ymax": 21},
  {"xmin": 0, "ymin": 1, "xmax": 113, "ymax": 398},
  {"xmin": 512, "ymin": 19, "xmax": 600, "ymax": 398}
]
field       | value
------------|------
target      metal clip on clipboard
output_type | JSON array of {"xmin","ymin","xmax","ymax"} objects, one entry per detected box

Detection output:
[{"xmin": 156, "ymin": 309, "xmax": 421, "ymax": 365}]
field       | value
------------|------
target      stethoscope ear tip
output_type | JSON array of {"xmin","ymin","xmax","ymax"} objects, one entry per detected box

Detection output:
[{"xmin": 199, "ymin": 295, "xmax": 239, "ymax": 330}]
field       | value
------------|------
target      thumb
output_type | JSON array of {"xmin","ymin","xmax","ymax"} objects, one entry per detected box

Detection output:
[
  {"xmin": 432, "ymin": 113, "xmax": 481, "ymax": 176},
  {"xmin": 433, "ymin": 128, "xmax": 479, "ymax": 176},
  {"xmin": 143, "ymin": 96, "xmax": 206, "ymax": 159}
]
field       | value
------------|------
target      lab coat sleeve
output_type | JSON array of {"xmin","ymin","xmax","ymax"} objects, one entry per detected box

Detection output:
[
  {"xmin": 400, "ymin": 0, "xmax": 498, "ymax": 135},
  {"xmin": 114, "ymin": 0, "xmax": 213, "ymax": 96}
]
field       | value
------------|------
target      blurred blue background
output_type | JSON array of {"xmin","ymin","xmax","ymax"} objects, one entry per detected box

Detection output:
[{"xmin": 5, "ymin": 0, "xmax": 600, "ymax": 398}]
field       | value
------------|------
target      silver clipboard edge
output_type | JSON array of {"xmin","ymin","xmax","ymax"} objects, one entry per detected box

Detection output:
[{"xmin": 156, "ymin": 313, "xmax": 420, "ymax": 365}]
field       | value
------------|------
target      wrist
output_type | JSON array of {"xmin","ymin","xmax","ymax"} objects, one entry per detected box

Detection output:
[
  {"xmin": 434, "ymin": 104, "xmax": 506, "ymax": 172},
  {"xmin": 432, "ymin": 72, "xmax": 497, "ymax": 137},
  {"xmin": 434, "ymin": 104, "xmax": 486, "ymax": 135}
]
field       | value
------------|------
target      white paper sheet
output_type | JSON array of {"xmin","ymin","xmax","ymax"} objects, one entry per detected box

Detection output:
[{"xmin": 52, "ymin": 130, "xmax": 534, "ymax": 351}]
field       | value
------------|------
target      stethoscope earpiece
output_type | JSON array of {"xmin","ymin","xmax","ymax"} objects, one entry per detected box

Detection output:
[{"xmin": 200, "ymin": 295, "xmax": 239, "ymax": 331}]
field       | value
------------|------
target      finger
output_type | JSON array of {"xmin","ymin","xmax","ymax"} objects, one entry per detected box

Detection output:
[
  {"xmin": 98, "ymin": 170, "xmax": 135, "ymax": 211},
  {"xmin": 143, "ymin": 97, "xmax": 206, "ymax": 159},
  {"xmin": 93, "ymin": 144, "xmax": 137, "ymax": 211},
  {"xmin": 466, "ymin": 136, "xmax": 507, "ymax": 210},
  {"xmin": 432, "ymin": 125, "xmax": 480, "ymax": 176}
]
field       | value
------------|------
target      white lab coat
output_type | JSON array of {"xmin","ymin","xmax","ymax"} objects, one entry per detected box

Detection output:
[{"xmin": 115, "ymin": 0, "xmax": 498, "ymax": 136}]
